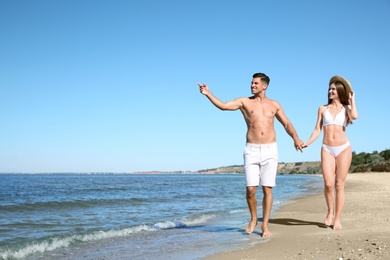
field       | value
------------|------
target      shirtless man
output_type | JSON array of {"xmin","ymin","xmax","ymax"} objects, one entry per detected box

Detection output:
[{"xmin": 198, "ymin": 72, "xmax": 303, "ymax": 238}]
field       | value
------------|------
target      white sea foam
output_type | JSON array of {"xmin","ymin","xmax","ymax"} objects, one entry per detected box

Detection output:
[
  {"xmin": 0, "ymin": 226, "xmax": 150, "ymax": 259},
  {"xmin": 153, "ymin": 213, "xmax": 217, "ymax": 229},
  {"xmin": 228, "ymin": 209, "xmax": 246, "ymax": 214},
  {"xmin": 0, "ymin": 215, "xmax": 216, "ymax": 260},
  {"xmin": 182, "ymin": 214, "xmax": 216, "ymax": 225},
  {"xmin": 0, "ymin": 237, "xmax": 73, "ymax": 260},
  {"xmin": 153, "ymin": 220, "xmax": 182, "ymax": 229}
]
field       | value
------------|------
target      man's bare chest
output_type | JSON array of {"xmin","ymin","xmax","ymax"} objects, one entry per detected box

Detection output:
[{"xmin": 244, "ymin": 103, "xmax": 277, "ymax": 119}]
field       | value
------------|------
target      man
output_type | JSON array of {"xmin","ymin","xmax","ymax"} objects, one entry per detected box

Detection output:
[{"xmin": 198, "ymin": 72, "xmax": 303, "ymax": 238}]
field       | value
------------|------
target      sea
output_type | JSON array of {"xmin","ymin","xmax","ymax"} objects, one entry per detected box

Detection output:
[{"xmin": 0, "ymin": 173, "xmax": 322, "ymax": 260}]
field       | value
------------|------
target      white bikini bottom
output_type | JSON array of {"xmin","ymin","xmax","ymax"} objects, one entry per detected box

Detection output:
[{"xmin": 322, "ymin": 141, "xmax": 350, "ymax": 158}]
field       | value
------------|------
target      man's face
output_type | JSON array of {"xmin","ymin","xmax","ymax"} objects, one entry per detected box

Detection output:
[{"xmin": 251, "ymin": 78, "xmax": 266, "ymax": 94}]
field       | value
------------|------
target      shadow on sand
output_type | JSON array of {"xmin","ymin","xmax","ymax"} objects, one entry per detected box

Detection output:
[{"xmin": 266, "ymin": 218, "xmax": 328, "ymax": 229}]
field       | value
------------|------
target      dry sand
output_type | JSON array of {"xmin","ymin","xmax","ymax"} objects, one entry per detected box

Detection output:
[{"xmin": 204, "ymin": 172, "xmax": 390, "ymax": 260}]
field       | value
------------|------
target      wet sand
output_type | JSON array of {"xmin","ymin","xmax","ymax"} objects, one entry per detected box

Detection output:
[{"xmin": 204, "ymin": 172, "xmax": 390, "ymax": 259}]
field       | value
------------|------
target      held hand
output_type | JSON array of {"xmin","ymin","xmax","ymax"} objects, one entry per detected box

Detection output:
[
  {"xmin": 197, "ymin": 82, "xmax": 210, "ymax": 96},
  {"xmin": 294, "ymin": 139, "xmax": 304, "ymax": 153}
]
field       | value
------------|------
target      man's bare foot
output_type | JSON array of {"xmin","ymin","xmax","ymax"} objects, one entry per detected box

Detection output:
[
  {"xmin": 333, "ymin": 221, "xmax": 342, "ymax": 230},
  {"xmin": 324, "ymin": 213, "xmax": 333, "ymax": 226},
  {"xmin": 245, "ymin": 220, "xmax": 258, "ymax": 234},
  {"xmin": 261, "ymin": 224, "xmax": 272, "ymax": 238}
]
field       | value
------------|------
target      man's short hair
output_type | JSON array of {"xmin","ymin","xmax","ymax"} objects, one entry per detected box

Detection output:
[{"xmin": 253, "ymin": 73, "xmax": 270, "ymax": 86}]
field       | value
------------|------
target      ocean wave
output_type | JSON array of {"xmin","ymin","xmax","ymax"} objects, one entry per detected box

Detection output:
[
  {"xmin": 0, "ymin": 214, "xmax": 217, "ymax": 260},
  {"xmin": 228, "ymin": 209, "xmax": 246, "ymax": 214},
  {"xmin": 0, "ymin": 197, "xmax": 149, "ymax": 212}
]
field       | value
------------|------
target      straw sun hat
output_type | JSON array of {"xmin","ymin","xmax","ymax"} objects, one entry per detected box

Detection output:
[{"xmin": 329, "ymin": 75, "xmax": 352, "ymax": 94}]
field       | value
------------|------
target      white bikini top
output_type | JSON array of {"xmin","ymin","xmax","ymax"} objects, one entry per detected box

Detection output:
[{"xmin": 322, "ymin": 105, "xmax": 347, "ymax": 127}]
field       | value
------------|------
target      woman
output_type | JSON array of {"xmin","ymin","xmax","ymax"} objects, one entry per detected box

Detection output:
[{"xmin": 303, "ymin": 75, "xmax": 358, "ymax": 230}]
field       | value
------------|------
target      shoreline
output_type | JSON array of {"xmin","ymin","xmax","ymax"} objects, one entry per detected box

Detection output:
[{"xmin": 203, "ymin": 172, "xmax": 390, "ymax": 259}]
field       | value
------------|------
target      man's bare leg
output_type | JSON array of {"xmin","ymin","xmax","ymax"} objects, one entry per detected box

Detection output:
[
  {"xmin": 261, "ymin": 186, "xmax": 273, "ymax": 238},
  {"xmin": 245, "ymin": 186, "xmax": 258, "ymax": 234}
]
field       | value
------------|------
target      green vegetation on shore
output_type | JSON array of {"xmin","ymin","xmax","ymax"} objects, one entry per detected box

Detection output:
[{"xmin": 351, "ymin": 149, "xmax": 390, "ymax": 172}]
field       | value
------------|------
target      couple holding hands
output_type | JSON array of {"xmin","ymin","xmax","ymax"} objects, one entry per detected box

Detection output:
[{"xmin": 198, "ymin": 72, "xmax": 358, "ymax": 238}]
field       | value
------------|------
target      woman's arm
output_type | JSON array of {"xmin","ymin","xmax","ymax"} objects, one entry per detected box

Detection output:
[
  {"xmin": 303, "ymin": 106, "xmax": 324, "ymax": 147},
  {"xmin": 348, "ymin": 90, "xmax": 358, "ymax": 120}
]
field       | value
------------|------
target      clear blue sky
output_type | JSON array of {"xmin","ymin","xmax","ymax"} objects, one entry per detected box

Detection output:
[{"xmin": 1, "ymin": 0, "xmax": 389, "ymax": 173}]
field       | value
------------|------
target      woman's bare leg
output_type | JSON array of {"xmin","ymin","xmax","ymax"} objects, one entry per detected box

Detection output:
[
  {"xmin": 333, "ymin": 146, "xmax": 352, "ymax": 230},
  {"xmin": 321, "ymin": 148, "xmax": 336, "ymax": 226}
]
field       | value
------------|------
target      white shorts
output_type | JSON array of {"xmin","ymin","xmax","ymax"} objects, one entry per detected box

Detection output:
[{"xmin": 244, "ymin": 143, "xmax": 278, "ymax": 187}]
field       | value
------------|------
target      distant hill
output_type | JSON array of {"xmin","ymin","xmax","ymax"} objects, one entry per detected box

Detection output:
[
  {"xmin": 277, "ymin": 161, "xmax": 322, "ymax": 174},
  {"xmin": 196, "ymin": 165, "xmax": 244, "ymax": 174},
  {"xmin": 196, "ymin": 161, "xmax": 322, "ymax": 174},
  {"xmin": 195, "ymin": 160, "xmax": 390, "ymax": 174}
]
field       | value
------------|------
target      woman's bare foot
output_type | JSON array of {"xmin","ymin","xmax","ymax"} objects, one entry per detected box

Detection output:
[
  {"xmin": 261, "ymin": 224, "xmax": 272, "ymax": 238},
  {"xmin": 333, "ymin": 220, "xmax": 342, "ymax": 230},
  {"xmin": 324, "ymin": 213, "xmax": 333, "ymax": 226},
  {"xmin": 245, "ymin": 220, "xmax": 258, "ymax": 234}
]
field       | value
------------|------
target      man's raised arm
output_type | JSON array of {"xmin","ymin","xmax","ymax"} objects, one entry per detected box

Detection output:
[{"xmin": 197, "ymin": 83, "xmax": 242, "ymax": 111}]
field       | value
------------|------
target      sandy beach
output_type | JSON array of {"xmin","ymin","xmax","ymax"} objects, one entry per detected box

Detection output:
[{"xmin": 204, "ymin": 172, "xmax": 390, "ymax": 260}]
